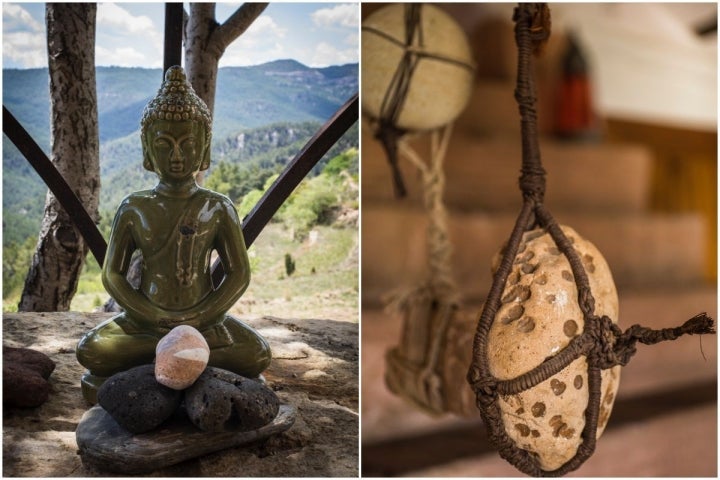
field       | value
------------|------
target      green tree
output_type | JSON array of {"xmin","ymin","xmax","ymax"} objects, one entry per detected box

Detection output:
[
  {"xmin": 280, "ymin": 174, "xmax": 339, "ymax": 239},
  {"xmin": 237, "ymin": 189, "xmax": 264, "ymax": 221},
  {"xmin": 3, "ymin": 236, "xmax": 37, "ymax": 299},
  {"xmin": 323, "ymin": 147, "xmax": 358, "ymax": 178},
  {"xmin": 284, "ymin": 253, "xmax": 296, "ymax": 277},
  {"xmin": 204, "ymin": 161, "xmax": 239, "ymax": 198}
]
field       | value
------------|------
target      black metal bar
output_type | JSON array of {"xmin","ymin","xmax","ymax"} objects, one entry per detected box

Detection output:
[
  {"xmin": 5, "ymin": 90, "xmax": 358, "ymax": 289},
  {"xmin": 211, "ymin": 93, "xmax": 360, "ymax": 286},
  {"xmin": 164, "ymin": 3, "xmax": 184, "ymax": 72},
  {"xmin": 3, "ymin": 106, "xmax": 107, "ymax": 266}
]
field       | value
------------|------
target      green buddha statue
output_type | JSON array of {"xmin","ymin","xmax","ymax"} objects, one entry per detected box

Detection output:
[{"xmin": 77, "ymin": 66, "xmax": 271, "ymax": 404}]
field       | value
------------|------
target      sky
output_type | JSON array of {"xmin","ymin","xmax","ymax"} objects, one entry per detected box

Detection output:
[{"xmin": 3, "ymin": 2, "xmax": 359, "ymax": 69}]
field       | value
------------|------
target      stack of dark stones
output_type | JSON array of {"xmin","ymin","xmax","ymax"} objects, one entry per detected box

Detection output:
[
  {"xmin": 98, "ymin": 365, "xmax": 280, "ymax": 434},
  {"xmin": 96, "ymin": 326, "xmax": 280, "ymax": 434}
]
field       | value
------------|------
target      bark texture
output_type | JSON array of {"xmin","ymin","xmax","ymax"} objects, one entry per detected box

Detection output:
[
  {"xmin": 19, "ymin": 3, "xmax": 100, "ymax": 312},
  {"xmin": 184, "ymin": 3, "xmax": 268, "ymax": 116}
]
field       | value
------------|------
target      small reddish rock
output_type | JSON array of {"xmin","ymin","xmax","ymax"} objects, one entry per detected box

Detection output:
[
  {"xmin": 3, "ymin": 346, "xmax": 56, "ymax": 408},
  {"xmin": 155, "ymin": 325, "xmax": 209, "ymax": 390}
]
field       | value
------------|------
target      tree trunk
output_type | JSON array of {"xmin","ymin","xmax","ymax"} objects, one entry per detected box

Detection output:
[
  {"xmin": 184, "ymin": 3, "xmax": 268, "ymax": 116},
  {"xmin": 19, "ymin": 3, "xmax": 100, "ymax": 312},
  {"xmin": 184, "ymin": 2, "xmax": 268, "ymax": 185}
]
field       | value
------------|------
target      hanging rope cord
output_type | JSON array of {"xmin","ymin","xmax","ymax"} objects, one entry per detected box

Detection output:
[
  {"xmin": 398, "ymin": 127, "xmax": 459, "ymax": 302},
  {"xmin": 372, "ymin": 4, "xmax": 467, "ymax": 309},
  {"xmin": 376, "ymin": 5, "xmax": 470, "ymax": 413},
  {"xmin": 466, "ymin": 4, "xmax": 714, "ymax": 477}
]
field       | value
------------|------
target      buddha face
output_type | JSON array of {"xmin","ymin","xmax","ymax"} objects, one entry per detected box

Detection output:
[{"xmin": 144, "ymin": 120, "xmax": 208, "ymax": 182}]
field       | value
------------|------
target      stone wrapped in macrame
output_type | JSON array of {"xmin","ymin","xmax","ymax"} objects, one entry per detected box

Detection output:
[
  {"xmin": 361, "ymin": 3, "xmax": 474, "ymax": 131},
  {"xmin": 488, "ymin": 226, "xmax": 620, "ymax": 471},
  {"xmin": 467, "ymin": 4, "xmax": 714, "ymax": 477}
]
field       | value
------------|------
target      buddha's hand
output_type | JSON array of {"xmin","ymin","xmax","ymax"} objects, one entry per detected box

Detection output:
[
  {"xmin": 156, "ymin": 307, "xmax": 218, "ymax": 330},
  {"xmin": 155, "ymin": 308, "xmax": 198, "ymax": 327}
]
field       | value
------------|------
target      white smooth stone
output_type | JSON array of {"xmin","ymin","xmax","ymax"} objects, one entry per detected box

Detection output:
[
  {"xmin": 362, "ymin": 3, "xmax": 475, "ymax": 131},
  {"xmin": 155, "ymin": 325, "xmax": 210, "ymax": 390}
]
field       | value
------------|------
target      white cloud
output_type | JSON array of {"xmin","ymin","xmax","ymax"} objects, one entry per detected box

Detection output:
[
  {"xmin": 96, "ymin": 45, "xmax": 160, "ymax": 68},
  {"xmin": 4, "ymin": 3, "xmax": 43, "ymax": 32},
  {"xmin": 220, "ymin": 16, "xmax": 288, "ymax": 66},
  {"xmin": 97, "ymin": 3, "xmax": 163, "ymax": 55},
  {"xmin": 3, "ymin": 4, "xmax": 46, "ymax": 67},
  {"xmin": 344, "ymin": 32, "xmax": 358, "ymax": 46},
  {"xmin": 221, "ymin": 41, "xmax": 287, "ymax": 67},
  {"xmin": 310, "ymin": 41, "xmax": 357, "ymax": 67},
  {"xmin": 241, "ymin": 15, "xmax": 287, "ymax": 45},
  {"xmin": 3, "ymin": 31, "xmax": 46, "ymax": 68},
  {"xmin": 97, "ymin": 3, "xmax": 155, "ymax": 35},
  {"xmin": 311, "ymin": 4, "xmax": 358, "ymax": 29}
]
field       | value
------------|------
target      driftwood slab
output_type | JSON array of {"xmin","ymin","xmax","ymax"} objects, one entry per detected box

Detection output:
[{"xmin": 76, "ymin": 404, "xmax": 296, "ymax": 474}]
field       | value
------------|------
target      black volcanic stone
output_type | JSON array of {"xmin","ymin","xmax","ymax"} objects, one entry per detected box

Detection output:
[
  {"xmin": 97, "ymin": 364, "xmax": 182, "ymax": 434},
  {"xmin": 3, "ymin": 346, "xmax": 56, "ymax": 408},
  {"xmin": 185, "ymin": 367, "xmax": 280, "ymax": 432}
]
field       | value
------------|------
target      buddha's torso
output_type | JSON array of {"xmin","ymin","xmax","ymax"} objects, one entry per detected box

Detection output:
[{"xmin": 118, "ymin": 188, "xmax": 231, "ymax": 311}]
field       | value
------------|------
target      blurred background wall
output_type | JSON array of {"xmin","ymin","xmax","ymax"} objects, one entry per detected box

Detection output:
[{"xmin": 361, "ymin": 3, "xmax": 717, "ymax": 477}]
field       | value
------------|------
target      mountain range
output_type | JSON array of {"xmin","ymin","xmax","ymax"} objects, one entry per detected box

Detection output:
[{"xmin": 2, "ymin": 60, "xmax": 358, "ymax": 247}]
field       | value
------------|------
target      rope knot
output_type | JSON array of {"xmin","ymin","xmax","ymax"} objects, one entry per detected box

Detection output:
[
  {"xmin": 469, "ymin": 373, "xmax": 498, "ymax": 404},
  {"xmin": 586, "ymin": 315, "xmax": 631, "ymax": 369},
  {"xmin": 513, "ymin": 3, "xmax": 551, "ymax": 56},
  {"xmin": 588, "ymin": 313, "xmax": 716, "ymax": 370},
  {"xmin": 519, "ymin": 166, "xmax": 546, "ymax": 202}
]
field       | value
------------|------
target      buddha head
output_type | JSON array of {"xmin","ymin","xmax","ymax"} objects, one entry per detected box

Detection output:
[{"xmin": 140, "ymin": 66, "xmax": 213, "ymax": 179}]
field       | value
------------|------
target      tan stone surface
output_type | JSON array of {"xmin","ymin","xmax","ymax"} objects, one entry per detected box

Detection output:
[
  {"xmin": 362, "ymin": 4, "xmax": 474, "ymax": 131},
  {"xmin": 485, "ymin": 226, "xmax": 620, "ymax": 470}
]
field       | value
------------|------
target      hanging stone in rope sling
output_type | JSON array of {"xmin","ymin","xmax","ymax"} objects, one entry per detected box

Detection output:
[
  {"xmin": 362, "ymin": 3, "xmax": 475, "ymax": 198},
  {"xmin": 362, "ymin": 3, "xmax": 476, "ymax": 413},
  {"xmin": 464, "ymin": 4, "xmax": 715, "ymax": 476}
]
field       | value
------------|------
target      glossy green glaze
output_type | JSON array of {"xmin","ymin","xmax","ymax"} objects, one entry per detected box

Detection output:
[{"xmin": 77, "ymin": 67, "xmax": 270, "ymax": 404}]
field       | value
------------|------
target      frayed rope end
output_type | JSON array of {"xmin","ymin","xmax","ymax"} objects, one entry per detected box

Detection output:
[{"xmin": 681, "ymin": 312, "xmax": 716, "ymax": 336}]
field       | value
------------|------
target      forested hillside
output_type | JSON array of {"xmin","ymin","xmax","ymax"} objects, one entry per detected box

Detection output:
[{"xmin": 3, "ymin": 61, "xmax": 357, "ymax": 241}]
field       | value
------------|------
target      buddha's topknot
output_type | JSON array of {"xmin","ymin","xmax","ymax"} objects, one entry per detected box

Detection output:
[{"xmin": 141, "ymin": 66, "xmax": 212, "ymax": 141}]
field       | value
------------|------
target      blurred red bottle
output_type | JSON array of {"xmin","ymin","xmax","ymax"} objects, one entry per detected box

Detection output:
[{"xmin": 555, "ymin": 33, "xmax": 598, "ymax": 140}]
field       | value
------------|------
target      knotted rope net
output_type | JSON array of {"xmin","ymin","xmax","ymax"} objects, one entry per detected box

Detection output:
[
  {"xmin": 364, "ymin": 3, "xmax": 475, "ymax": 198},
  {"xmin": 466, "ymin": 4, "xmax": 715, "ymax": 476}
]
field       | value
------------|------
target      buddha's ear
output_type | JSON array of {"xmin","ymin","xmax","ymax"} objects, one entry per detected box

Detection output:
[
  {"xmin": 141, "ymin": 132, "xmax": 155, "ymax": 172},
  {"xmin": 199, "ymin": 133, "xmax": 211, "ymax": 171}
]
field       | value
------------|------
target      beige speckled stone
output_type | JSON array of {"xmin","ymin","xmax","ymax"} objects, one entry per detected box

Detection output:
[
  {"xmin": 488, "ymin": 226, "xmax": 621, "ymax": 471},
  {"xmin": 155, "ymin": 325, "xmax": 209, "ymax": 390},
  {"xmin": 361, "ymin": 4, "xmax": 475, "ymax": 131}
]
